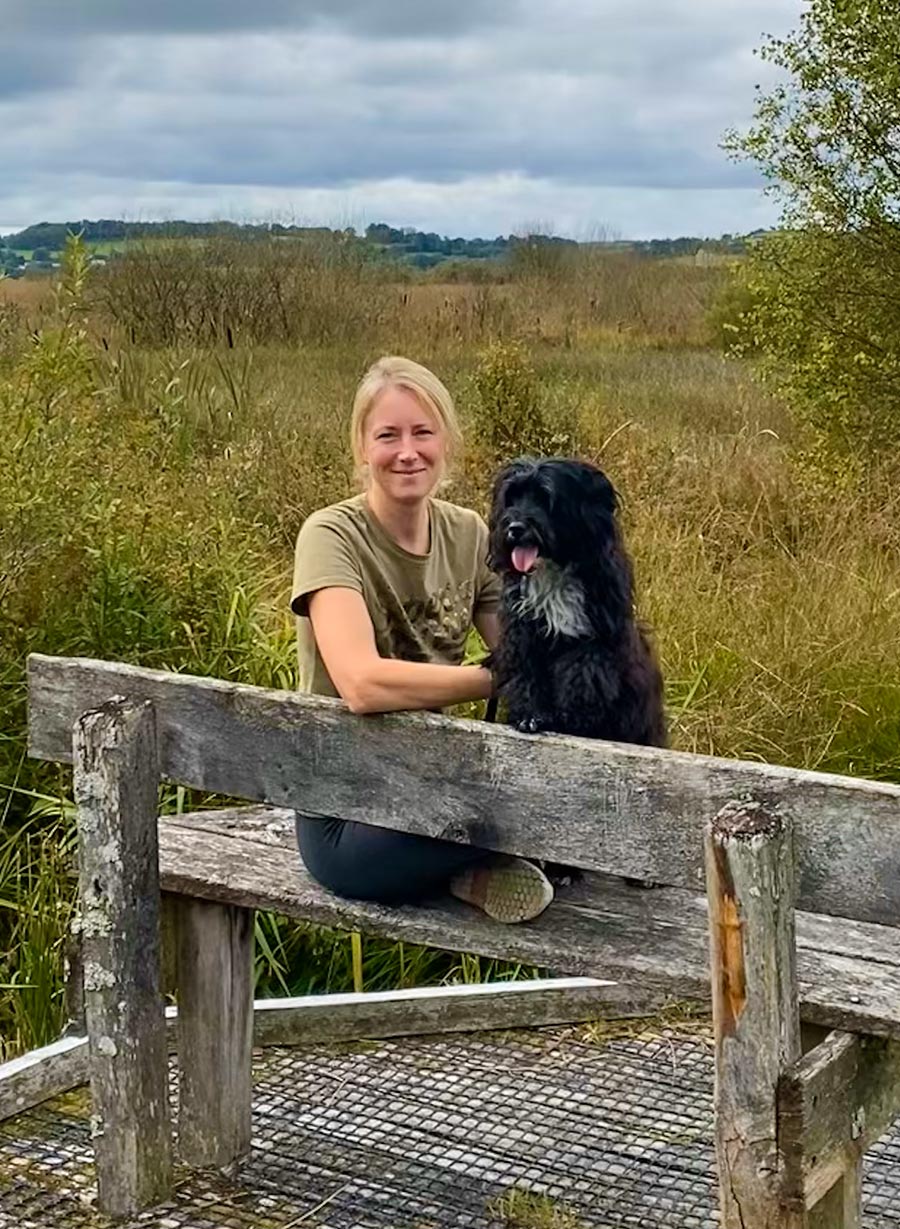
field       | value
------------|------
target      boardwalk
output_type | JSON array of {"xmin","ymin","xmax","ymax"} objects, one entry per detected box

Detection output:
[{"xmin": 3, "ymin": 1021, "xmax": 900, "ymax": 1228}]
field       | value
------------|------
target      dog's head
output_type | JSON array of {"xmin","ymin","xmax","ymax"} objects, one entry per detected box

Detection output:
[{"xmin": 488, "ymin": 456, "xmax": 621, "ymax": 577}]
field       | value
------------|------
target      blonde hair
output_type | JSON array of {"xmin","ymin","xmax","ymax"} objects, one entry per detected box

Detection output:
[{"xmin": 350, "ymin": 356, "xmax": 463, "ymax": 481}]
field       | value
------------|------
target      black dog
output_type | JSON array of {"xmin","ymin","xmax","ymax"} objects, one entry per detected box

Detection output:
[{"xmin": 487, "ymin": 457, "xmax": 666, "ymax": 747}]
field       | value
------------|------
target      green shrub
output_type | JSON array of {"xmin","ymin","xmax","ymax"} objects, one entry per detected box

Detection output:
[
  {"xmin": 469, "ymin": 339, "xmax": 580, "ymax": 459},
  {"xmin": 705, "ymin": 261, "xmax": 758, "ymax": 353}
]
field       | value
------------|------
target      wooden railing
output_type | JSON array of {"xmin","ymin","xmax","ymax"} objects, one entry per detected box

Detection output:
[{"xmin": 20, "ymin": 653, "xmax": 900, "ymax": 1227}]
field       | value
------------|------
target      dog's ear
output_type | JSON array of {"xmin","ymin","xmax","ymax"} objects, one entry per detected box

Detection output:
[
  {"xmin": 573, "ymin": 463, "xmax": 633, "ymax": 606},
  {"xmin": 570, "ymin": 461, "xmax": 619, "ymax": 523},
  {"xmin": 586, "ymin": 464, "xmax": 617, "ymax": 511},
  {"xmin": 489, "ymin": 457, "xmax": 534, "ymax": 513}
]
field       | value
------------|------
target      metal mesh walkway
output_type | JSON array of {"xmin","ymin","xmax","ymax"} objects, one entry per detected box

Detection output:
[{"xmin": 2, "ymin": 1021, "xmax": 900, "ymax": 1228}]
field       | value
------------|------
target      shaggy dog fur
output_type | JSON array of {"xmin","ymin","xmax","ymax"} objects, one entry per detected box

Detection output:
[{"xmin": 487, "ymin": 457, "xmax": 666, "ymax": 747}]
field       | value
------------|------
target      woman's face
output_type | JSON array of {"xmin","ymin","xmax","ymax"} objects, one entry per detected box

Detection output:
[{"xmin": 362, "ymin": 385, "xmax": 447, "ymax": 505}]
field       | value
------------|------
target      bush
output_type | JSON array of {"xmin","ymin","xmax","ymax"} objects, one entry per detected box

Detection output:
[
  {"xmin": 736, "ymin": 228, "xmax": 900, "ymax": 464},
  {"xmin": 95, "ymin": 233, "xmax": 381, "ymax": 347},
  {"xmin": 468, "ymin": 339, "xmax": 580, "ymax": 460},
  {"xmin": 705, "ymin": 261, "xmax": 758, "ymax": 352}
]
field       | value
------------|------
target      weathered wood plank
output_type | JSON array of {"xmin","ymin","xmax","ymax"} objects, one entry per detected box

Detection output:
[
  {"xmin": 73, "ymin": 698, "xmax": 172, "ymax": 1217},
  {"xmin": 780, "ymin": 1032, "xmax": 860, "ymax": 1211},
  {"xmin": 705, "ymin": 802, "xmax": 802, "ymax": 1229},
  {"xmin": 156, "ymin": 814, "xmax": 900, "ymax": 1037},
  {"xmin": 174, "ymin": 898, "xmax": 254, "ymax": 1169},
  {"xmin": 0, "ymin": 1009, "xmax": 180, "ymax": 1123},
  {"xmin": 168, "ymin": 806, "xmax": 900, "ymax": 984},
  {"xmin": 779, "ymin": 1029, "xmax": 900, "ymax": 1213},
  {"xmin": 27, "ymin": 653, "xmax": 900, "ymax": 927},
  {"xmin": 0, "ymin": 978, "xmax": 654, "ymax": 1120},
  {"xmin": 0, "ymin": 1036, "xmax": 89, "ymax": 1121},
  {"xmin": 251, "ymin": 978, "xmax": 672, "ymax": 1046},
  {"xmin": 820, "ymin": 1168, "xmax": 861, "ymax": 1229}
]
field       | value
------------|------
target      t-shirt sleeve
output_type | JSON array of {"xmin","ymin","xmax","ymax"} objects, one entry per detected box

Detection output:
[
  {"xmin": 473, "ymin": 514, "xmax": 502, "ymax": 614},
  {"xmin": 290, "ymin": 512, "xmax": 363, "ymax": 617}
]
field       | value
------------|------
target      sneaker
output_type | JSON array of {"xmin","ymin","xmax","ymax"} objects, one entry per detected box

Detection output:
[{"xmin": 449, "ymin": 856, "xmax": 554, "ymax": 924}]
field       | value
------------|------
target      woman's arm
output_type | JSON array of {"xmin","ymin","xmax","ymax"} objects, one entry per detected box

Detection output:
[
  {"xmin": 474, "ymin": 610, "xmax": 500, "ymax": 652},
  {"xmin": 308, "ymin": 587, "xmax": 493, "ymax": 714}
]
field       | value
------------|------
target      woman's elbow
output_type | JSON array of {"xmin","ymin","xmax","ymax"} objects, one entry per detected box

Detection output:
[
  {"xmin": 336, "ymin": 669, "xmax": 380, "ymax": 715},
  {"xmin": 344, "ymin": 689, "xmax": 374, "ymax": 715}
]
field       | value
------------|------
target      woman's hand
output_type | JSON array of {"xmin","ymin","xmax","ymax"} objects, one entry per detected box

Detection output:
[{"xmin": 308, "ymin": 587, "xmax": 493, "ymax": 714}]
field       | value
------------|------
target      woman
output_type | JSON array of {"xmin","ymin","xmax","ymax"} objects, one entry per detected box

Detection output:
[{"xmin": 290, "ymin": 355, "xmax": 553, "ymax": 924}]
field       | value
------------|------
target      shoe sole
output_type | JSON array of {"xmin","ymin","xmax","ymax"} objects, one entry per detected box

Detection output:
[{"xmin": 451, "ymin": 860, "xmax": 554, "ymax": 924}]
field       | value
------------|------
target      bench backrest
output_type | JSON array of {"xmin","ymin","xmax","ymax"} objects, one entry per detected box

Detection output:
[{"xmin": 27, "ymin": 652, "xmax": 900, "ymax": 927}]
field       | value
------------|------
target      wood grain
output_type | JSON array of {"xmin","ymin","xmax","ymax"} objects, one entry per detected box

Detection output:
[
  {"xmin": 705, "ymin": 802, "xmax": 802, "ymax": 1229},
  {"xmin": 0, "ymin": 980, "xmax": 658, "ymax": 1121},
  {"xmin": 27, "ymin": 654, "xmax": 900, "ymax": 926},
  {"xmin": 250, "ymin": 979, "xmax": 673, "ymax": 1045},
  {"xmin": 72, "ymin": 698, "xmax": 172, "ymax": 1216},
  {"xmin": 156, "ymin": 808, "xmax": 900, "ymax": 1037},
  {"xmin": 0, "ymin": 1036, "xmax": 89, "ymax": 1122},
  {"xmin": 779, "ymin": 1029, "xmax": 900, "ymax": 1220},
  {"xmin": 174, "ymin": 898, "xmax": 254, "ymax": 1169}
]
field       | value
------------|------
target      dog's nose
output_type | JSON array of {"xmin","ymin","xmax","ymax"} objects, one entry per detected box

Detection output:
[{"xmin": 506, "ymin": 521, "xmax": 527, "ymax": 543}]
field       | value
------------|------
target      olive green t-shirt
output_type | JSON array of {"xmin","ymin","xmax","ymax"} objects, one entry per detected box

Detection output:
[{"xmin": 291, "ymin": 494, "xmax": 501, "ymax": 696}]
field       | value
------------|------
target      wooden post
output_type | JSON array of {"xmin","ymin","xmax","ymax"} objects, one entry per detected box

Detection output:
[
  {"xmin": 779, "ymin": 1028, "xmax": 900, "ymax": 1228},
  {"xmin": 705, "ymin": 800, "xmax": 802, "ymax": 1229},
  {"xmin": 73, "ymin": 697, "xmax": 172, "ymax": 1217},
  {"xmin": 174, "ymin": 897, "xmax": 254, "ymax": 1169},
  {"xmin": 808, "ymin": 1172, "xmax": 861, "ymax": 1229}
]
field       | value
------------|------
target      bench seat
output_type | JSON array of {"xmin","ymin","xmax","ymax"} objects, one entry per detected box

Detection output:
[
  {"xmin": 160, "ymin": 806, "xmax": 900, "ymax": 1041},
  {"xmin": 26, "ymin": 659, "xmax": 900, "ymax": 1223}
]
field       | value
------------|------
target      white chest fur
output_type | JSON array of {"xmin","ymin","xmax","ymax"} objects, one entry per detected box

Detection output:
[{"xmin": 512, "ymin": 562, "xmax": 592, "ymax": 639}]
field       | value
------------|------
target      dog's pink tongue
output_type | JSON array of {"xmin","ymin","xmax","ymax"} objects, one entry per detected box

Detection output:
[{"xmin": 511, "ymin": 545, "xmax": 539, "ymax": 573}]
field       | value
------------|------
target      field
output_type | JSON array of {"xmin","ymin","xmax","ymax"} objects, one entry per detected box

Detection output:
[{"xmin": 2, "ymin": 235, "xmax": 899, "ymax": 1059}]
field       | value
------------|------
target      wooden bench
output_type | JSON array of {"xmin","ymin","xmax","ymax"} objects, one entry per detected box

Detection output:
[{"xmin": 19, "ymin": 652, "xmax": 900, "ymax": 1227}]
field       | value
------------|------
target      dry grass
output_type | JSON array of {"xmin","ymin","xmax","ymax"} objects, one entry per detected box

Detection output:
[
  {"xmin": 3, "ymin": 235, "xmax": 900, "ymax": 1052},
  {"xmin": 0, "ymin": 275, "xmax": 53, "ymax": 319},
  {"xmin": 578, "ymin": 1002, "xmax": 712, "ymax": 1049},
  {"xmin": 488, "ymin": 1188, "xmax": 587, "ymax": 1229}
]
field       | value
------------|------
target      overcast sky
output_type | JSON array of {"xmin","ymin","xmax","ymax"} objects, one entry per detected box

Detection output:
[{"xmin": 1, "ymin": 0, "xmax": 800, "ymax": 240}]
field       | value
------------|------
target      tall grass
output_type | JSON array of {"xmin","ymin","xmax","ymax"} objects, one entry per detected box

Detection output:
[
  {"xmin": 0, "ymin": 801, "xmax": 76, "ymax": 1059},
  {"xmin": 2, "ymin": 234, "xmax": 899, "ymax": 1056}
]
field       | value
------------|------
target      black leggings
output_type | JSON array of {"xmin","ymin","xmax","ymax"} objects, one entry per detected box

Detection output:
[{"xmin": 295, "ymin": 813, "xmax": 490, "ymax": 905}]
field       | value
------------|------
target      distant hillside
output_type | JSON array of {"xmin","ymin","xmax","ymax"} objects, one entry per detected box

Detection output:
[{"xmin": 1, "ymin": 218, "xmax": 760, "ymax": 270}]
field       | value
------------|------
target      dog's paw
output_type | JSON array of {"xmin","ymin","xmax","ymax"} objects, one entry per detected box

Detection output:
[{"xmin": 513, "ymin": 715, "xmax": 545, "ymax": 734}]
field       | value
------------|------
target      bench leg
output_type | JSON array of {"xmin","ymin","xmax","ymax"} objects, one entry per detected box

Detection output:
[
  {"xmin": 174, "ymin": 896, "xmax": 254, "ymax": 1168},
  {"xmin": 705, "ymin": 801, "xmax": 803, "ymax": 1229},
  {"xmin": 779, "ymin": 1028, "xmax": 900, "ymax": 1228},
  {"xmin": 73, "ymin": 699, "xmax": 172, "ymax": 1217},
  {"xmin": 807, "ymin": 1167, "xmax": 861, "ymax": 1229}
]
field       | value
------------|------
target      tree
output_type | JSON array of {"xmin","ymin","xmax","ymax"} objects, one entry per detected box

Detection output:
[{"xmin": 723, "ymin": 1, "xmax": 900, "ymax": 463}]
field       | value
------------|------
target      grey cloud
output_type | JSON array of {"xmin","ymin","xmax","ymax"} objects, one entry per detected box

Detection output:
[
  {"xmin": 0, "ymin": 77, "xmax": 762, "ymax": 193},
  {"xmin": 0, "ymin": 38, "xmax": 86, "ymax": 99},
  {"xmin": 0, "ymin": 0, "xmax": 797, "ymax": 237},
  {"xmin": 5, "ymin": 0, "xmax": 515, "ymax": 38}
]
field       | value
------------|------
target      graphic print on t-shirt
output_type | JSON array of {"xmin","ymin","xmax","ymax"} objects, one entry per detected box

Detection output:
[{"xmin": 387, "ymin": 579, "xmax": 475, "ymax": 663}]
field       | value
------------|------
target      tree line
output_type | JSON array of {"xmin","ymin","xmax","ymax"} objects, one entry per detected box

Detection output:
[{"xmin": 2, "ymin": 218, "xmax": 754, "ymax": 269}]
